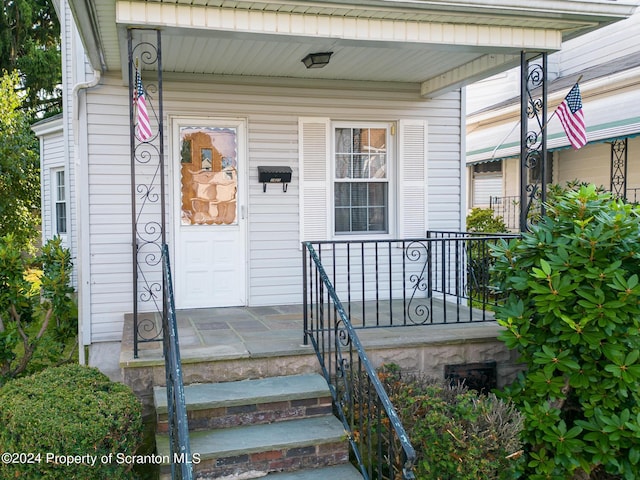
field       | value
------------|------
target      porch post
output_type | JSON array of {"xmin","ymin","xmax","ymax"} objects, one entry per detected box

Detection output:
[
  {"xmin": 610, "ymin": 138, "xmax": 628, "ymax": 200},
  {"xmin": 128, "ymin": 29, "xmax": 166, "ymax": 358},
  {"xmin": 519, "ymin": 51, "xmax": 548, "ymax": 232}
]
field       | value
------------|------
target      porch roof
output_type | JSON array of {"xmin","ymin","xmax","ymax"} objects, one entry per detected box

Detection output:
[{"xmin": 69, "ymin": 0, "xmax": 637, "ymax": 97}]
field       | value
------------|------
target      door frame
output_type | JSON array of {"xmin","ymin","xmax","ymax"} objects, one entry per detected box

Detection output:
[{"xmin": 168, "ymin": 115, "xmax": 249, "ymax": 308}]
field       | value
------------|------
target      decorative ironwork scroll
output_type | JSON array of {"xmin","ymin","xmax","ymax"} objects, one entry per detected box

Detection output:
[
  {"xmin": 128, "ymin": 29, "xmax": 165, "ymax": 357},
  {"xmin": 520, "ymin": 52, "xmax": 548, "ymax": 232},
  {"xmin": 610, "ymin": 138, "xmax": 628, "ymax": 200},
  {"xmin": 405, "ymin": 241, "xmax": 431, "ymax": 325}
]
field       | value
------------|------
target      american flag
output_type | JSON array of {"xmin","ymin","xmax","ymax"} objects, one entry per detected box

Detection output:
[
  {"xmin": 134, "ymin": 66, "xmax": 152, "ymax": 141},
  {"xmin": 555, "ymin": 83, "xmax": 586, "ymax": 150}
]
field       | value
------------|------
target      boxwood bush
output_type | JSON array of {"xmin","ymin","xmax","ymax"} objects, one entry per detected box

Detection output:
[{"xmin": 0, "ymin": 364, "xmax": 143, "ymax": 479}]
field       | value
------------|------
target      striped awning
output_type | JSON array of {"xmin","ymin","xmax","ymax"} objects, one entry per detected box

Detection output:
[{"xmin": 467, "ymin": 92, "xmax": 640, "ymax": 165}]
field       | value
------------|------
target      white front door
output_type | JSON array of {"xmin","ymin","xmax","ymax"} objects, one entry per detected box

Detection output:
[{"xmin": 172, "ymin": 118, "xmax": 247, "ymax": 309}]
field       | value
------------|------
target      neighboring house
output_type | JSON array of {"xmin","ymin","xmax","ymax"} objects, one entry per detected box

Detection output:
[
  {"xmin": 467, "ymin": 9, "xmax": 640, "ymax": 229},
  {"xmin": 34, "ymin": 0, "xmax": 636, "ymax": 378}
]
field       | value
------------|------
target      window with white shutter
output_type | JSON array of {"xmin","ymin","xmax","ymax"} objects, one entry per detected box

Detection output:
[{"xmin": 299, "ymin": 117, "xmax": 427, "ymax": 242}]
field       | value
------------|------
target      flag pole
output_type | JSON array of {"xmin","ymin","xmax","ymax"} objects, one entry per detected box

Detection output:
[{"xmin": 541, "ymin": 74, "xmax": 583, "ymax": 133}]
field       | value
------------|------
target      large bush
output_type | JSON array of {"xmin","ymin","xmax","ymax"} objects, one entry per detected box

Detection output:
[
  {"xmin": 0, "ymin": 235, "xmax": 76, "ymax": 384},
  {"xmin": 359, "ymin": 365, "xmax": 523, "ymax": 479},
  {"xmin": 0, "ymin": 364, "xmax": 143, "ymax": 479},
  {"xmin": 492, "ymin": 185, "xmax": 640, "ymax": 479}
]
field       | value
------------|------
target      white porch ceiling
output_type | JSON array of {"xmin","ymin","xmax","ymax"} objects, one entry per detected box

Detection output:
[{"xmin": 70, "ymin": 0, "xmax": 638, "ymax": 97}]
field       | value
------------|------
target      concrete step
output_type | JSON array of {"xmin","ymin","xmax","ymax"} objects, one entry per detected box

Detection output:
[
  {"xmin": 154, "ymin": 373, "xmax": 333, "ymax": 432},
  {"xmin": 156, "ymin": 416, "xmax": 349, "ymax": 479}
]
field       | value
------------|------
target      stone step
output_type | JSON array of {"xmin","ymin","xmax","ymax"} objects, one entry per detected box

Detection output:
[
  {"xmin": 262, "ymin": 464, "xmax": 362, "ymax": 479},
  {"xmin": 154, "ymin": 373, "xmax": 333, "ymax": 432},
  {"xmin": 156, "ymin": 416, "xmax": 349, "ymax": 479},
  {"xmin": 160, "ymin": 464, "xmax": 363, "ymax": 480}
]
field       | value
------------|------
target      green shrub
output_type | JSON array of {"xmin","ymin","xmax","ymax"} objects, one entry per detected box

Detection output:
[
  {"xmin": 491, "ymin": 184, "xmax": 640, "ymax": 479},
  {"xmin": 466, "ymin": 207, "xmax": 509, "ymax": 233},
  {"xmin": 0, "ymin": 364, "xmax": 143, "ymax": 479},
  {"xmin": 360, "ymin": 365, "xmax": 523, "ymax": 479},
  {"xmin": 0, "ymin": 235, "xmax": 76, "ymax": 384}
]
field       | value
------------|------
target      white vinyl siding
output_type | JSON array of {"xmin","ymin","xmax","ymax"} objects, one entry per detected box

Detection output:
[
  {"xmin": 84, "ymin": 74, "xmax": 463, "ymax": 342},
  {"xmin": 40, "ymin": 133, "xmax": 65, "ymax": 241}
]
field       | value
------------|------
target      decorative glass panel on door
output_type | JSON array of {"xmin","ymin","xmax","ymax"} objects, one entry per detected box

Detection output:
[{"xmin": 179, "ymin": 127, "xmax": 238, "ymax": 225}]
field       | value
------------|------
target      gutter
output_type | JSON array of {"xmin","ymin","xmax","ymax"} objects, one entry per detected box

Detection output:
[
  {"xmin": 71, "ymin": 69, "xmax": 101, "ymax": 145},
  {"xmin": 71, "ymin": 68, "xmax": 100, "ymax": 363}
]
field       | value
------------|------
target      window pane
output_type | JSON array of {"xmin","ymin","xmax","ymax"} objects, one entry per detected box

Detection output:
[
  {"xmin": 335, "ymin": 208, "xmax": 350, "ymax": 233},
  {"xmin": 368, "ymin": 183, "xmax": 386, "ymax": 206},
  {"xmin": 56, "ymin": 203, "xmax": 67, "ymax": 234},
  {"xmin": 351, "ymin": 129, "xmax": 364, "ymax": 153},
  {"xmin": 367, "ymin": 128, "xmax": 386, "ymax": 151},
  {"xmin": 335, "ymin": 128, "xmax": 352, "ymax": 153},
  {"xmin": 367, "ymin": 154, "xmax": 387, "ymax": 178},
  {"xmin": 351, "ymin": 183, "xmax": 368, "ymax": 206},
  {"xmin": 336, "ymin": 154, "xmax": 351, "ymax": 178},
  {"xmin": 369, "ymin": 207, "xmax": 387, "ymax": 232},
  {"xmin": 335, "ymin": 183, "xmax": 350, "ymax": 206},
  {"xmin": 56, "ymin": 170, "xmax": 65, "ymax": 201},
  {"xmin": 351, "ymin": 207, "xmax": 367, "ymax": 232},
  {"xmin": 352, "ymin": 154, "xmax": 368, "ymax": 179}
]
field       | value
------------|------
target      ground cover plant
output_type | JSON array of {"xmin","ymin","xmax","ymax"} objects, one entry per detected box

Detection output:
[{"xmin": 491, "ymin": 184, "xmax": 640, "ymax": 479}]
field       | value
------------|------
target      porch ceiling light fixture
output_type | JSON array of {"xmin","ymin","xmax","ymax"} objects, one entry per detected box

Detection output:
[{"xmin": 301, "ymin": 52, "xmax": 333, "ymax": 69}]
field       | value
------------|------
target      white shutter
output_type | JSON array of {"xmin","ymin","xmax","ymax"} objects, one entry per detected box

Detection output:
[
  {"xmin": 398, "ymin": 119, "xmax": 428, "ymax": 238},
  {"xmin": 473, "ymin": 173, "xmax": 502, "ymax": 206},
  {"xmin": 299, "ymin": 117, "xmax": 330, "ymax": 243}
]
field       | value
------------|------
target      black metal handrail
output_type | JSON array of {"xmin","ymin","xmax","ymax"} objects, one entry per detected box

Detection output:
[
  {"xmin": 161, "ymin": 244, "xmax": 193, "ymax": 480},
  {"xmin": 303, "ymin": 242, "xmax": 416, "ymax": 480}
]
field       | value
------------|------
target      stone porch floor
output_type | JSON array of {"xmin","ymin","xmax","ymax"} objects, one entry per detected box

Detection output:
[{"xmin": 120, "ymin": 301, "xmax": 504, "ymax": 368}]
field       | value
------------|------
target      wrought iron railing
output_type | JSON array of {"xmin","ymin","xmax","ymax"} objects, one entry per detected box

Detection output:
[
  {"xmin": 303, "ymin": 241, "xmax": 416, "ymax": 480},
  {"xmin": 489, "ymin": 195, "xmax": 520, "ymax": 231},
  {"xmin": 303, "ymin": 233, "xmax": 517, "ymax": 334},
  {"xmin": 161, "ymin": 244, "xmax": 193, "ymax": 480},
  {"xmin": 302, "ymin": 232, "xmax": 517, "ymax": 479},
  {"xmin": 625, "ymin": 187, "xmax": 640, "ymax": 204}
]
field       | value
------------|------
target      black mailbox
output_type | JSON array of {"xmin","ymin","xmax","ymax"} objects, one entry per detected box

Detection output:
[{"xmin": 258, "ymin": 166, "xmax": 292, "ymax": 192}]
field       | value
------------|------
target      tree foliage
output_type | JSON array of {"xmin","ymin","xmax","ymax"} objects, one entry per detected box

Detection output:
[
  {"xmin": 0, "ymin": 71, "xmax": 41, "ymax": 248},
  {"xmin": 492, "ymin": 185, "xmax": 640, "ymax": 479},
  {"xmin": 0, "ymin": 0, "xmax": 61, "ymax": 115}
]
